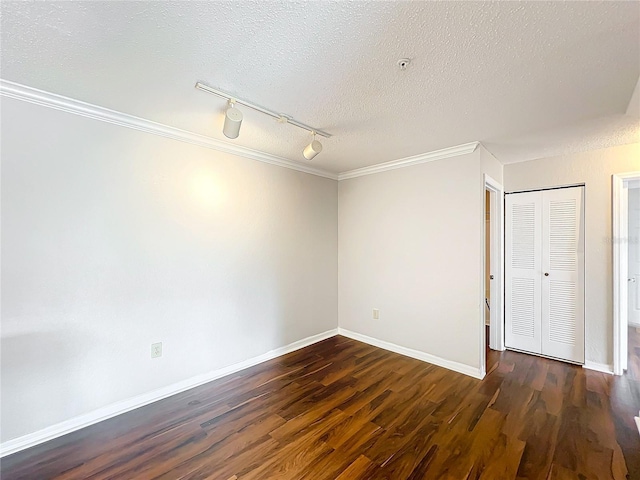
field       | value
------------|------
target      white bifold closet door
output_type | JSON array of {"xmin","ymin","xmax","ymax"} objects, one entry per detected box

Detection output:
[
  {"xmin": 506, "ymin": 186, "xmax": 584, "ymax": 364},
  {"xmin": 505, "ymin": 190, "xmax": 543, "ymax": 354}
]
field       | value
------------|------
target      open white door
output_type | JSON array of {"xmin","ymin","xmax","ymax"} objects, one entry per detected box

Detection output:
[
  {"xmin": 629, "ymin": 188, "xmax": 640, "ymax": 327},
  {"xmin": 620, "ymin": 186, "xmax": 629, "ymax": 372},
  {"xmin": 541, "ymin": 187, "xmax": 585, "ymax": 363},
  {"xmin": 505, "ymin": 191, "xmax": 543, "ymax": 354},
  {"xmin": 488, "ymin": 189, "xmax": 501, "ymax": 350},
  {"xmin": 484, "ymin": 175, "xmax": 505, "ymax": 353}
]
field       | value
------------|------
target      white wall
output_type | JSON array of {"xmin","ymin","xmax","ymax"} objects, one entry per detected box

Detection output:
[
  {"xmin": 479, "ymin": 144, "xmax": 503, "ymax": 185},
  {"xmin": 338, "ymin": 151, "xmax": 486, "ymax": 372},
  {"xmin": 1, "ymin": 98, "xmax": 338, "ymax": 443},
  {"xmin": 480, "ymin": 145, "xmax": 503, "ymax": 332},
  {"xmin": 504, "ymin": 143, "xmax": 640, "ymax": 366}
]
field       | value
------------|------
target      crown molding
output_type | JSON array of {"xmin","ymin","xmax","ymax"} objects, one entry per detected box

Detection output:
[
  {"xmin": 337, "ymin": 141, "xmax": 480, "ymax": 180},
  {"xmin": 1, "ymin": 80, "xmax": 482, "ymax": 182},
  {"xmin": 0, "ymin": 79, "xmax": 339, "ymax": 180}
]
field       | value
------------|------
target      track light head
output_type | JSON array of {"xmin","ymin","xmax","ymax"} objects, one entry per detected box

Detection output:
[
  {"xmin": 223, "ymin": 102, "xmax": 243, "ymax": 139},
  {"xmin": 303, "ymin": 133, "xmax": 323, "ymax": 160}
]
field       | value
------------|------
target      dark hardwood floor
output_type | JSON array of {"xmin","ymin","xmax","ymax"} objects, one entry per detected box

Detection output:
[{"xmin": 2, "ymin": 334, "xmax": 639, "ymax": 479}]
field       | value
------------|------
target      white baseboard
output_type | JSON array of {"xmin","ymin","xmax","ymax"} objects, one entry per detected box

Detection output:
[
  {"xmin": 583, "ymin": 361, "xmax": 614, "ymax": 375},
  {"xmin": 629, "ymin": 321, "xmax": 640, "ymax": 328},
  {"xmin": 337, "ymin": 328, "xmax": 484, "ymax": 380},
  {"xmin": 0, "ymin": 328, "xmax": 339, "ymax": 458}
]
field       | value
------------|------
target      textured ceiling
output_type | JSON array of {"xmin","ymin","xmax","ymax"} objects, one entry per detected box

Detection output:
[{"xmin": 1, "ymin": 1, "xmax": 639, "ymax": 172}]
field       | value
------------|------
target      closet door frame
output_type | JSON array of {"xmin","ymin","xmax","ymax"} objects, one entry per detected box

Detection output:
[{"xmin": 505, "ymin": 183, "xmax": 585, "ymax": 364}]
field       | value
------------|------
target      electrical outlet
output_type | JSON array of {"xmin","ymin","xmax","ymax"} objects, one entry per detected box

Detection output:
[
  {"xmin": 151, "ymin": 342, "xmax": 162, "ymax": 358},
  {"xmin": 373, "ymin": 309, "xmax": 379, "ymax": 320}
]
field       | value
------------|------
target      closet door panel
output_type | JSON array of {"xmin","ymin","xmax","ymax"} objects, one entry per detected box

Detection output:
[
  {"xmin": 506, "ymin": 191, "xmax": 543, "ymax": 354},
  {"xmin": 541, "ymin": 187, "xmax": 585, "ymax": 363}
]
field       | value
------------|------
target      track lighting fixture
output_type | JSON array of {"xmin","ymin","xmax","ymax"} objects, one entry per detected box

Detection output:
[
  {"xmin": 195, "ymin": 82, "xmax": 332, "ymax": 160},
  {"xmin": 303, "ymin": 132, "xmax": 323, "ymax": 160},
  {"xmin": 223, "ymin": 100, "xmax": 243, "ymax": 139}
]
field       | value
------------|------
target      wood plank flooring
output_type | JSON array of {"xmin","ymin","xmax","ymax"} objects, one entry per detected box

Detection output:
[{"xmin": 2, "ymin": 334, "xmax": 639, "ymax": 479}]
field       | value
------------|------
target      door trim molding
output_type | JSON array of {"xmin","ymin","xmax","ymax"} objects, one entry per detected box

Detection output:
[
  {"xmin": 613, "ymin": 172, "xmax": 640, "ymax": 375},
  {"xmin": 505, "ymin": 183, "xmax": 585, "ymax": 195}
]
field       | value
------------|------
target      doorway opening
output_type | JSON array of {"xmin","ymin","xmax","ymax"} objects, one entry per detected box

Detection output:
[
  {"xmin": 481, "ymin": 175, "xmax": 505, "ymax": 377},
  {"xmin": 614, "ymin": 172, "xmax": 640, "ymax": 376}
]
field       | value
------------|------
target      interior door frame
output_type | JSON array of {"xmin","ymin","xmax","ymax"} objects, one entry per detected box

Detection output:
[
  {"xmin": 483, "ymin": 174, "xmax": 505, "ymax": 364},
  {"xmin": 613, "ymin": 171, "xmax": 640, "ymax": 375}
]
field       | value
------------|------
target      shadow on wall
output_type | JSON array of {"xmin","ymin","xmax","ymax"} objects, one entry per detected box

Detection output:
[{"xmin": 0, "ymin": 331, "xmax": 75, "ymax": 442}]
